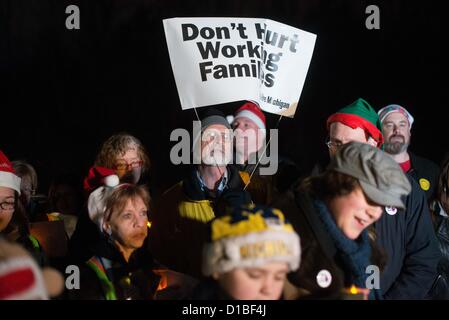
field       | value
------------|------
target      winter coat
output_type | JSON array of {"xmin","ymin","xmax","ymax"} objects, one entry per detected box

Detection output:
[
  {"xmin": 148, "ymin": 165, "xmax": 251, "ymax": 278},
  {"xmin": 377, "ymin": 176, "xmax": 441, "ymax": 299},
  {"xmin": 237, "ymin": 164, "xmax": 273, "ymax": 206},
  {"xmin": 68, "ymin": 236, "xmax": 161, "ymax": 300},
  {"xmin": 68, "ymin": 206, "xmax": 101, "ymax": 264},
  {"xmin": 408, "ymin": 152, "xmax": 440, "ymax": 201},
  {"xmin": 236, "ymin": 156, "xmax": 304, "ymax": 207},
  {"xmin": 189, "ymin": 278, "xmax": 234, "ymax": 300},
  {"xmin": 426, "ymin": 202, "xmax": 449, "ymax": 299}
]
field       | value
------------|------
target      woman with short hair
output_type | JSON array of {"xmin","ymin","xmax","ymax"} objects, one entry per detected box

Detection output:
[
  {"xmin": 95, "ymin": 133, "xmax": 151, "ymax": 185},
  {"xmin": 71, "ymin": 183, "xmax": 161, "ymax": 300}
]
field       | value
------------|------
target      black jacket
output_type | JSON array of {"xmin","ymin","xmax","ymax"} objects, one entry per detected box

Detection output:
[
  {"xmin": 408, "ymin": 152, "xmax": 440, "ymax": 201},
  {"xmin": 433, "ymin": 204, "xmax": 449, "ymax": 270},
  {"xmin": 375, "ymin": 176, "xmax": 441, "ymax": 299},
  {"xmin": 68, "ymin": 206, "xmax": 100, "ymax": 264},
  {"xmin": 237, "ymin": 156, "xmax": 304, "ymax": 207},
  {"xmin": 189, "ymin": 278, "xmax": 234, "ymax": 300},
  {"xmin": 427, "ymin": 203, "xmax": 449, "ymax": 299},
  {"xmin": 69, "ymin": 236, "xmax": 161, "ymax": 300},
  {"xmin": 149, "ymin": 165, "xmax": 251, "ymax": 278}
]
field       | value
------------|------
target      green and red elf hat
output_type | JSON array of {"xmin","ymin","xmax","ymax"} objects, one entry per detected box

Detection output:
[{"xmin": 327, "ymin": 98, "xmax": 384, "ymax": 147}]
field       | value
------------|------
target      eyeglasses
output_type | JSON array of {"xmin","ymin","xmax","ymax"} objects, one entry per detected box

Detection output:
[
  {"xmin": 202, "ymin": 131, "xmax": 233, "ymax": 143},
  {"xmin": 0, "ymin": 201, "xmax": 15, "ymax": 211},
  {"xmin": 325, "ymin": 140, "xmax": 343, "ymax": 150},
  {"xmin": 114, "ymin": 160, "xmax": 143, "ymax": 172}
]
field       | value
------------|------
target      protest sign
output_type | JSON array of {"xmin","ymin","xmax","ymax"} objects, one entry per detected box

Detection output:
[{"xmin": 163, "ymin": 17, "xmax": 316, "ymax": 117}]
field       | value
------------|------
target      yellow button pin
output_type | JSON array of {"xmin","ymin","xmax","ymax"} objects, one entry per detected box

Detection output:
[{"xmin": 419, "ymin": 178, "xmax": 430, "ymax": 191}]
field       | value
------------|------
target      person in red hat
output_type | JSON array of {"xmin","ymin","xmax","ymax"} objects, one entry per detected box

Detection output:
[
  {"xmin": 0, "ymin": 150, "xmax": 46, "ymax": 266},
  {"xmin": 230, "ymin": 101, "xmax": 267, "ymax": 166},
  {"xmin": 68, "ymin": 166, "xmax": 120, "ymax": 263},
  {"xmin": 69, "ymin": 181, "xmax": 163, "ymax": 300},
  {"xmin": 228, "ymin": 101, "xmax": 275, "ymax": 206},
  {"xmin": 69, "ymin": 134, "xmax": 152, "ymax": 263},
  {"xmin": 0, "ymin": 150, "xmax": 22, "ymax": 233},
  {"xmin": 70, "ymin": 178, "xmax": 198, "ymax": 300}
]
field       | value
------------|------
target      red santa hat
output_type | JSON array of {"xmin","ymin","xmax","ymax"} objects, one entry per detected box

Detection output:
[
  {"xmin": 0, "ymin": 150, "xmax": 21, "ymax": 195},
  {"xmin": 83, "ymin": 166, "xmax": 119, "ymax": 194},
  {"xmin": 84, "ymin": 167, "xmax": 120, "ymax": 232},
  {"xmin": 229, "ymin": 101, "xmax": 266, "ymax": 130}
]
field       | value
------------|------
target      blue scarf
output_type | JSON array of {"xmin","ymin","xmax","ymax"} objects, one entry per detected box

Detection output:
[{"xmin": 313, "ymin": 199, "xmax": 377, "ymax": 298}]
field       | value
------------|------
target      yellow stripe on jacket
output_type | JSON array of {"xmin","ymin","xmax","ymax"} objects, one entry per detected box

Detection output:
[{"xmin": 178, "ymin": 198, "xmax": 215, "ymax": 223}]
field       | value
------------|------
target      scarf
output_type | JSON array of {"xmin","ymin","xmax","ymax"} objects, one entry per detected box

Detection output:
[{"xmin": 313, "ymin": 199, "xmax": 372, "ymax": 290}]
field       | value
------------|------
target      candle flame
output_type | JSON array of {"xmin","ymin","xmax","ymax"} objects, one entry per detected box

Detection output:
[
  {"xmin": 153, "ymin": 270, "xmax": 168, "ymax": 291},
  {"xmin": 350, "ymin": 285, "xmax": 358, "ymax": 294}
]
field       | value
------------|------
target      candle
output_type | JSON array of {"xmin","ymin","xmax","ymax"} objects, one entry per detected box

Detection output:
[{"xmin": 341, "ymin": 285, "xmax": 370, "ymax": 300}]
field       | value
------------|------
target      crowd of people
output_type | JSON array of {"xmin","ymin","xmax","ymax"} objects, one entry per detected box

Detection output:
[{"xmin": 1, "ymin": 99, "xmax": 448, "ymax": 300}]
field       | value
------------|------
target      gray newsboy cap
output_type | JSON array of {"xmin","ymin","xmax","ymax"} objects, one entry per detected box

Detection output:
[{"xmin": 328, "ymin": 141, "xmax": 412, "ymax": 209}]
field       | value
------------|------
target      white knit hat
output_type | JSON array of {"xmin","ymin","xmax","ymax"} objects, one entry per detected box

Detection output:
[{"xmin": 378, "ymin": 104, "xmax": 414, "ymax": 129}]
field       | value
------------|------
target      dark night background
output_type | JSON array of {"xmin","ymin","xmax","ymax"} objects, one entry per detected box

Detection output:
[{"xmin": 1, "ymin": 0, "xmax": 447, "ymax": 198}]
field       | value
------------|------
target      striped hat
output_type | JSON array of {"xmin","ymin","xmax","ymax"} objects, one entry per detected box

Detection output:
[{"xmin": 378, "ymin": 104, "xmax": 414, "ymax": 129}]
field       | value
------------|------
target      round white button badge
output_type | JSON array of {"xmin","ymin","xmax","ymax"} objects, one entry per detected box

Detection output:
[
  {"xmin": 316, "ymin": 269, "xmax": 332, "ymax": 288},
  {"xmin": 385, "ymin": 206, "xmax": 397, "ymax": 215}
]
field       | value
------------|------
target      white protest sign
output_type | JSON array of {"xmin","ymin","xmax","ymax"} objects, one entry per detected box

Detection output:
[{"xmin": 163, "ymin": 17, "xmax": 316, "ymax": 117}]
